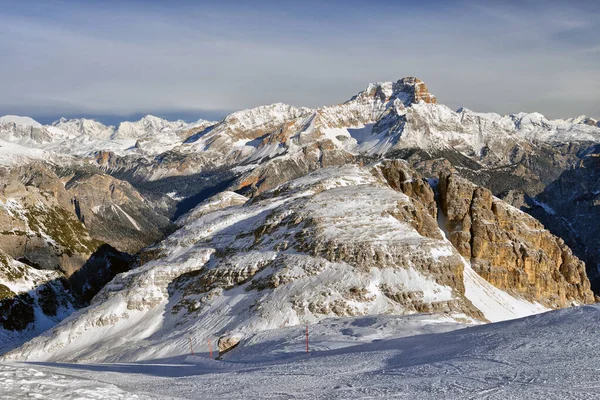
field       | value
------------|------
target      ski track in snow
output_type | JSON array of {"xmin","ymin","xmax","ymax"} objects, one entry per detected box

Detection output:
[
  {"xmin": 0, "ymin": 364, "xmax": 153, "ymax": 399},
  {"xmin": 4, "ymin": 306, "xmax": 600, "ymax": 399}
]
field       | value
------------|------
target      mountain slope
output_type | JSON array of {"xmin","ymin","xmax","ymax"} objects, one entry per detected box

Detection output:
[
  {"xmin": 0, "ymin": 76, "xmax": 599, "ymax": 368},
  {"xmin": 0, "ymin": 250, "xmax": 76, "ymax": 352},
  {"xmin": 5, "ymin": 160, "xmax": 590, "ymax": 363}
]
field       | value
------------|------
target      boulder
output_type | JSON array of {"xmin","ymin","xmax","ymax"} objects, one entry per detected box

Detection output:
[{"xmin": 218, "ymin": 333, "xmax": 243, "ymax": 356}]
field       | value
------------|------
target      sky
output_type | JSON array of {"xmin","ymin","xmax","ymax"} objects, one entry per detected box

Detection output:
[{"xmin": 0, "ymin": 0, "xmax": 599, "ymax": 125}]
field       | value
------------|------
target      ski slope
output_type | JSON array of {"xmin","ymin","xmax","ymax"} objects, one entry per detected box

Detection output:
[{"xmin": 3, "ymin": 305, "xmax": 600, "ymax": 399}]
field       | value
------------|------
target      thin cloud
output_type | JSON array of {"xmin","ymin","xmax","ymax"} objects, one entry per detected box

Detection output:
[{"xmin": 0, "ymin": 0, "xmax": 598, "ymax": 122}]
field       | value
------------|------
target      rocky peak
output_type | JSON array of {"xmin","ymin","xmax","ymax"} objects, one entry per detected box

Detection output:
[
  {"xmin": 354, "ymin": 77, "xmax": 437, "ymax": 108},
  {"xmin": 0, "ymin": 117, "xmax": 52, "ymax": 145},
  {"xmin": 113, "ymin": 115, "xmax": 184, "ymax": 139},
  {"xmin": 393, "ymin": 77, "xmax": 437, "ymax": 105}
]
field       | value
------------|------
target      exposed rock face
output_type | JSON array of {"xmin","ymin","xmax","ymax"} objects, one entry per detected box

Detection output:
[
  {"xmin": 2, "ymin": 77, "xmax": 600, "ymax": 364},
  {"xmin": 438, "ymin": 172, "xmax": 594, "ymax": 307},
  {"xmin": 7, "ymin": 164, "xmax": 510, "ymax": 362},
  {"xmin": 0, "ymin": 161, "xmax": 171, "ymax": 317},
  {"xmin": 59, "ymin": 167, "xmax": 171, "ymax": 254},
  {"xmin": 405, "ymin": 142, "xmax": 592, "ymax": 199},
  {"xmin": 6, "ymin": 163, "xmax": 171, "ymax": 254},
  {"xmin": 176, "ymin": 191, "xmax": 248, "ymax": 226},
  {"xmin": 396, "ymin": 77, "xmax": 437, "ymax": 104},
  {"xmin": 232, "ymin": 139, "xmax": 356, "ymax": 195},
  {"xmin": 0, "ymin": 166, "xmax": 100, "ymax": 275},
  {"xmin": 373, "ymin": 159, "xmax": 438, "ymax": 220},
  {"xmin": 0, "ymin": 250, "xmax": 75, "ymax": 344}
]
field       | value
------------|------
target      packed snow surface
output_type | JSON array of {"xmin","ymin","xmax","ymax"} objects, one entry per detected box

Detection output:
[{"xmin": 3, "ymin": 305, "xmax": 600, "ymax": 399}]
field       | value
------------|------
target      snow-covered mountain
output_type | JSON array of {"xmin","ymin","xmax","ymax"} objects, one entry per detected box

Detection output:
[
  {"xmin": 2, "ymin": 76, "xmax": 599, "ymax": 172},
  {"xmin": 113, "ymin": 115, "xmax": 188, "ymax": 140},
  {"xmin": 51, "ymin": 117, "xmax": 114, "ymax": 139},
  {"xmin": 0, "ymin": 114, "xmax": 216, "ymax": 162},
  {"xmin": 5, "ymin": 160, "xmax": 592, "ymax": 363},
  {"xmin": 1, "ymin": 76, "xmax": 599, "ymax": 369},
  {"xmin": 0, "ymin": 115, "xmax": 42, "ymax": 128},
  {"xmin": 569, "ymin": 115, "xmax": 600, "ymax": 128}
]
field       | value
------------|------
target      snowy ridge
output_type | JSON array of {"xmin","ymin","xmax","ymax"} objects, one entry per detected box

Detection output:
[
  {"xmin": 112, "ymin": 115, "xmax": 188, "ymax": 140},
  {"xmin": 3, "ymin": 164, "xmax": 548, "ymax": 363},
  {"xmin": 0, "ymin": 115, "xmax": 42, "ymax": 128},
  {"xmin": 51, "ymin": 117, "xmax": 114, "ymax": 139},
  {"xmin": 165, "ymin": 77, "xmax": 600, "ymax": 176},
  {"xmin": 0, "ymin": 114, "xmax": 216, "ymax": 158},
  {"xmin": 1, "ymin": 77, "xmax": 599, "ymax": 173}
]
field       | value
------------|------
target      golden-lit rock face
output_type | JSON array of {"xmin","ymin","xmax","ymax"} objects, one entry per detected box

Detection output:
[
  {"xmin": 439, "ymin": 172, "xmax": 594, "ymax": 308},
  {"xmin": 400, "ymin": 77, "xmax": 437, "ymax": 104}
]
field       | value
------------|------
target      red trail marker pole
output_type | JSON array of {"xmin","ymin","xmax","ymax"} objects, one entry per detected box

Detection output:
[
  {"xmin": 208, "ymin": 338, "xmax": 213, "ymax": 359},
  {"xmin": 189, "ymin": 337, "xmax": 195, "ymax": 356},
  {"xmin": 306, "ymin": 325, "xmax": 309, "ymax": 354}
]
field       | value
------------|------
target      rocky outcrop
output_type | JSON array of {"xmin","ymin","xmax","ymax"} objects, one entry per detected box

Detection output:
[
  {"xmin": 373, "ymin": 159, "xmax": 438, "ymax": 219},
  {"xmin": 0, "ymin": 166, "xmax": 100, "ymax": 275},
  {"xmin": 233, "ymin": 139, "xmax": 355, "ymax": 196},
  {"xmin": 396, "ymin": 77, "xmax": 437, "ymax": 104},
  {"xmin": 176, "ymin": 164, "xmax": 484, "ymax": 321},
  {"xmin": 0, "ymin": 162, "xmax": 170, "ymax": 277},
  {"xmin": 218, "ymin": 333, "xmax": 243, "ymax": 356},
  {"xmin": 177, "ymin": 191, "xmax": 248, "ymax": 226},
  {"xmin": 0, "ymin": 250, "xmax": 75, "ymax": 337},
  {"xmin": 438, "ymin": 172, "xmax": 594, "ymax": 307},
  {"xmin": 60, "ymin": 168, "xmax": 171, "ymax": 254}
]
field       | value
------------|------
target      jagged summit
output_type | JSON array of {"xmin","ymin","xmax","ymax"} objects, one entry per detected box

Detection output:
[
  {"xmin": 353, "ymin": 77, "xmax": 437, "ymax": 107},
  {"xmin": 394, "ymin": 77, "xmax": 437, "ymax": 104}
]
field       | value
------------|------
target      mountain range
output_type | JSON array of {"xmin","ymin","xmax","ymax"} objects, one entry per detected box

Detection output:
[{"xmin": 1, "ymin": 77, "xmax": 599, "ymax": 363}]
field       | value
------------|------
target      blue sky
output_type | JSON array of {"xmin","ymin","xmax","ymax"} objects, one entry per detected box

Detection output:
[{"xmin": 0, "ymin": 0, "xmax": 599, "ymax": 124}]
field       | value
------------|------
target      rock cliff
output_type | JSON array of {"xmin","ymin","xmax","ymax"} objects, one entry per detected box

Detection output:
[{"xmin": 438, "ymin": 172, "xmax": 594, "ymax": 307}]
